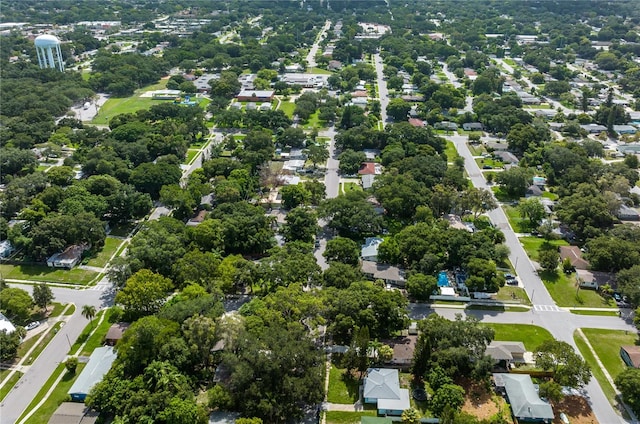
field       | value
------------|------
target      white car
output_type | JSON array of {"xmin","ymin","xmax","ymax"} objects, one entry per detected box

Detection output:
[{"xmin": 25, "ymin": 321, "xmax": 41, "ymax": 331}]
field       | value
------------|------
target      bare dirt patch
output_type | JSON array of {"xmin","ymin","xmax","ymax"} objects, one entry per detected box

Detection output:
[
  {"xmin": 552, "ymin": 396, "xmax": 598, "ymax": 424},
  {"xmin": 459, "ymin": 378, "xmax": 511, "ymax": 422}
]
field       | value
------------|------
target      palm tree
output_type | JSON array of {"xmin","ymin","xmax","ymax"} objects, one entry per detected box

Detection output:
[{"xmin": 82, "ymin": 305, "xmax": 97, "ymax": 327}]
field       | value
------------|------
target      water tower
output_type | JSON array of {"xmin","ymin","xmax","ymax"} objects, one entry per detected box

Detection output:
[{"xmin": 34, "ymin": 34, "xmax": 64, "ymax": 71}]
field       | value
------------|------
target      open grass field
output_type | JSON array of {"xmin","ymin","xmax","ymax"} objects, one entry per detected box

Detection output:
[
  {"xmin": 581, "ymin": 328, "xmax": 637, "ymax": 380},
  {"xmin": 92, "ymin": 96, "xmax": 156, "ymax": 124},
  {"xmin": 327, "ymin": 365, "xmax": 360, "ymax": 404},
  {"xmin": 475, "ymin": 157, "xmax": 503, "ymax": 169},
  {"xmin": 518, "ymin": 237, "xmax": 568, "ymax": 261},
  {"xmin": 278, "ymin": 100, "xmax": 296, "ymax": 117},
  {"xmin": 496, "ymin": 286, "xmax": 531, "ymax": 305},
  {"xmin": 341, "ymin": 182, "xmax": 362, "ymax": 193},
  {"xmin": 307, "ymin": 67, "xmax": 334, "ymax": 74},
  {"xmin": 86, "ymin": 237, "xmax": 123, "ymax": 268},
  {"xmin": 325, "ymin": 411, "xmax": 376, "ymax": 424},
  {"xmin": 504, "ymin": 205, "xmax": 529, "ymax": 233},
  {"xmin": 484, "ymin": 323, "xmax": 554, "ymax": 351},
  {"xmin": 573, "ymin": 331, "xmax": 618, "ymax": 409},
  {"xmin": 540, "ymin": 270, "xmax": 616, "ymax": 308},
  {"xmin": 445, "ymin": 140, "xmax": 460, "ymax": 161},
  {"xmin": 491, "ymin": 186, "xmax": 519, "ymax": 202},
  {"xmin": 0, "ymin": 264, "xmax": 98, "ymax": 285}
]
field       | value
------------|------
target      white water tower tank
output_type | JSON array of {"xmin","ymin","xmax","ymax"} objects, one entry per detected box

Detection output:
[{"xmin": 34, "ymin": 34, "xmax": 64, "ymax": 71}]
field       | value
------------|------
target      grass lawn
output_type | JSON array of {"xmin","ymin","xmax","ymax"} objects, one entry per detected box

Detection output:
[
  {"xmin": 0, "ymin": 264, "xmax": 98, "ymax": 285},
  {"xmin": 308, "ymin": 67, "xmax": 334, "ymax": 75},
  {"xmin": 92, "ymin": 96, "xmax": 157, "ymax": 124},
  {"xmin": 18, "ymin": 363, "xmax": 87, "ymax": 424},
  {"xmin": 540, "ymin": 270, "xmax": 616, "ymax": 308},
  {"xmin": 570, "ymin": 309, "xmax": 619, "ymax": 316},
  {"xmin": 467, "ymin": 143, "xmax": 486, "ymax": 156},
  {"xmin": 485, "ymin": 323, "xmax": 554, "ymax": 351},
  {"xmin": 302, "ymin": 111, "xmax": 325, "ymax": 130},
  {"xmin": 325, "ymin": 411, "xmax": 376, "ymax": 424},
  {"xmin": 85, "ymin": 237, "xmax": 123, "ymax": 268},
  {"xmin": 341, "ymin": 182, "xmax": 362, "ymax": 193},
  {"xmin": 496, "ymin": 286, "xmax": 531, "ymax": 305},
  {"xmin": 573, "ymin": 331, "xmax": 618, "ymax": 408},
  {"xmin": 278, "ymin": 100, "xmax": 296, "ymax": 117},
  {"xmin": 518, "ymin": 237, "xmax": 568, "ymax": 261},
  {"xmin": 19, "ymin": 321, "xmax": 64, "ymax": 365},
  {"xmin": 475, "ymin": 157, "xmax": 503, "ymax": 169},
  {"xmin": 445, "ymin": 141, "xmax": 460, "ymax": 161},
  {"xmin": 491, "ymin": 186, "xmax": 519, "ymax": 202},
  {"xmin": 540, "ymin": 191, "xmax": 559, "ymax": 201},
  {"xmin": 581, "ymin": 328, "xmax": 637, "ymax": 380},
  {"xmin": 0, "ymin": 371, "xmax": 22, "ymax": 401},
  {"xmin": 183, "ymin": 149, "xmax": 200, "ymax": 164},
  {"xmin": 327, "ymin": 366, "xmax": 360, "ymax": 404},
  {"xmin": 503, "ymin": 58, "xmax": 517, "ymax": 66},
  {"xmin": 69, "ymin": 309, "xmax": 115, "ymax": 356},
  {"xmin": 468, "ymin": 305, "xmax": 530, "ymax": 312},
  {"xmin": 504, "ymin": 205, "xmax": 530, "ymax": 233}
]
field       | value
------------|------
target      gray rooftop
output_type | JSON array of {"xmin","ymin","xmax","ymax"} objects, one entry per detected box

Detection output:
[{"xmin": 497, "ymin": 373, "xmax": 554, "ymax": 420}]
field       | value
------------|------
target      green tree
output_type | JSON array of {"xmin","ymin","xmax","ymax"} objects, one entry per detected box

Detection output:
[
  {"xmin": 430, "ymin": 384, "xmax": 465, "ymax": 416},
  {"xmin": 208, "ymin": 384, "xmax": 233, "ymax": 410},
  {"xmin": 280, "ymin": 184, "xmax": 311, "ymax": 209},
  {"xmin": 280, "ymin": 207, "xmax": 318, "ymax": 243},
  {"xmin": 617, "ymin": 265, "xmax": 640, "ymax": 307},
  {"xmin": 276, "ymin": 127, "xmax": 306, "ymax": 148},
  {"xmin": 319, "ymin": 190, "xmax": 383, "ymax": 238},
  {"xmin": 304, "ymin": 143, "xmax": 329, "ymax": 168},
  {"xmin": 534, "ymin": 340, "xmax": 591, "ymax": 388},
  {"xmin": 65, "ymin": 356, "xmax": 79, "ymax": 374},
  {"xmin": 322, "ymin": 262, "xmax": 363, "ymax": 289},
  {"xmin": 539, "ymin": 380, "xmax": 563, "ymax": 402},
  {"xmin": 402, "ymin": 407, "xmax": 421, "ymax": 424},
  {"xmin": 158, "ymin": 397, "xmax": 207, "ymax": 424},
  {"xmin": 538, "ymin": 248, "xmax": 560, "ymax": 272},
  {"xmin": 182, "ymin": 314, "xmax": 217, "ymax": 371},
  {"xmin": 115, "ymin": 269, "xmax": 173, "ymax": 319},
  {"xmin": 386, "ymin": 98, "xmax": 411, "ymax": 121},
  {"xmin": 0, "ymin": 330, "xmax": 22, "ymax": 362},
  {"xmin": 615, "ymin": 368, "xmax": 640, "ymax": 415},
  {"xmin": 496, "ymin": 167, "xmax": 533, "ymax": 197},
  {"xmin": 338, "ymin": 149, "xmax": 366, "ymax": 175},
  {"xmin": 0, "ymin": 288, "xmax": 33, "ymax": 321},
  {"xmin": 518, "ymin": 198, "xmax": 546, "ymax": 230},
  {"xmin": 323, "ymin": 237, "xmax": 360, "ymax": 265},
  {"xmin": 32, "ymin": 283, "xmax": 54, "ymax": 311},
  {"xmin": 406, "ymin": 273, "xmax": 438, "ymax": 301},
  {"xmin": 82, "ymin": 304, "xmax": 97, "ymax": 327}
]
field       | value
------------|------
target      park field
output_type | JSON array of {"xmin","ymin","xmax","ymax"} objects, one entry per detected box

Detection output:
[{"xmin": 0, "ymin": 264, "xmax": 98, "ymax": 285}]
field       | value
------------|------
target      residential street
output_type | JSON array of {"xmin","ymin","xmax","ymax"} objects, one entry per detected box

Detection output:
[
  {"xmin": 448, "ymin": 135, "xmax": 633, "ymax": 424},
  {"xmin": 1, "ymin": 283, "xmax": 113, "ymax": 424},
  {"xmin": 306, "ymin": 20, "xmax": 331, "ymax": 68},
  {"xmin": 373, "ymin": 53, "xmax": 389, "ymax": 127}
]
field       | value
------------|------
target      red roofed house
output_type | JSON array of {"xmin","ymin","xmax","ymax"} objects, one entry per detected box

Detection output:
[
  {"xmin": 408, "ymin": 118, "xmax": 425, "ymax": 128},
  {"xmin": 352, "ymin": 90, "xmax": 368, "ymax": 98},
  {"xmin": 359, "ymin": 162, "xmax": 376, "ymax": 175}
]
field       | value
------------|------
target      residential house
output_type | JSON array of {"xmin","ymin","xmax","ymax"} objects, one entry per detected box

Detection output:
[
  {"xmin": 434, "ymin": 121, "xmax": 458, "ymax": 131},
  {"xmin": 485, "ymin": 341, "xmax": 526, "ymax": 367},
  {"xmin": 327, "ymin": 60, "xmax": 342, "ymax": 71},
  {"xmin": 483, "ymin": 141, "xmax": 508, "ymax": 151},
  {"xmin": 580, "ymin": 124, "xmax": 607, "ymax": 134},
  {"xmin": 577, "ymin": 269, "xmax": 614, "ymax": 289},
  {"xmin": 401, "ymin": 95, "xmax": 425, "ymax": 102},
  {"xmin": 259, "ymin": 102, "xmax": 272, "ymax": 111},
  {"xmin": 525, "ymin": 185, "xmax": 543, "ymax": 197},
  {"xmin": 620, "ymin": 345, "xmax": 640, "ymax": 368},
  {"xmin": 282, "ymin": 159, "xmax": 306, "ymax": 173},
  {"xmin": 0, "ymin": 240, "xmax": 14, "ymax": 258},
  {"xmin": 494, "ymin": 373, "xmax": 554, "ymax": 423},
  {"xmin": 280, "ymin": 73, "xmax": 328, "ymax": 88},
  {"xmin": 559, "ymin": 246, "xmax": 590, "ymax": 270},
  {"xmin": 359, "ymin": 162, "xmax": 377, "ymax": 176},
  {"xmin": 47, "ymin": 244, "xmax": 89, "ymax": 269},
  {"xmin": 618, "ymin": 204, "xmax": 640, "ymax": 221},
  {"xmin": 408, "ymin": 118, "xmax": 426, "ymax": 128},
  {"xmin": 0, "ymin": 312, "xmax": 16, "ymax": 335},
  {"xmin": 462, "ymin": 122, "xmax": 483, "ymax": 131},
  {"xmin": 352, "ymin": 90, "xmax": 368, "ymax": 98},
  {"xmin": 187, "ymin": 210, "xmax": 207, "ymax": 227},
  {"xmin": 613, "ymin": 125, "xmax": 637, "ymax": 135},
  {"xmin": 381, "ymin": 336, "xmax": 417, "ymax": 371},
  {"xmin": 493, "ymin": 151, "xmax": 519, "ymax": 165},
  {"xmin": 68, "ymin": 347, "xmax": 117, "ymax": 402},
  {"xmin": 289, "ymin": 148, "xmax": 306, "ymax": 160},
  {"xmin": 105, "ymin": 322, "xmax": 130, "ymax": 346},
  {"xmin": 361, "ymin": 237, "xmax": 384, "ymax": 261},
  {"xmin": 48, "ymin": 402, "xmax": 98, "ymax": 424},
  {"xmin": 363, "ymin": 368, "xmax": 411, "ymax": 416},
  {"xmin": 361, "ymin": 261, "xmax": 406, "ymax": 287},
  {"xmin": 236, "ymin": 90, "xmax": 274, "ymax": 102},
  {"xmin": 361, "ymin": 174, "xmax": 376, "ymax": 189}
]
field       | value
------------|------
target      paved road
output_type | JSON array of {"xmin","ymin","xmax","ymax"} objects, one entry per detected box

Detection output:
[
  {"xmin": 1, "ymin": 284, "xmax": 113, "ymax": 424},
  {"xmin": 306, "ymin": 20, "xmax": 331, "ymax": 68},
  {"xmin": 448, "ymin": 135, "xmax": 631, "ymax": 424},
  {"xmin": 373, "ymin": 53, "xmax": 389, "ymax": 127},
  {"xmin": 315, "ymin": 125, "xmax": 340, "ymax": 271}
]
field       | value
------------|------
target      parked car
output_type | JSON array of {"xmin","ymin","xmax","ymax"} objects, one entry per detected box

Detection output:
[{"xmin": 25, "ymin": 321, "xmax": 41, "ymax": 331}]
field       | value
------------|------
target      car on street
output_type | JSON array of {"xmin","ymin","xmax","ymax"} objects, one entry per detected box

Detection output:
[{"xmin": 25, "ymin": 321, "xmax": 41, "ymax": 331}]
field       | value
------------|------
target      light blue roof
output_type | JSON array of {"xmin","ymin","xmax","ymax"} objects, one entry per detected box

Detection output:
[
  {"xmin": 501, "ymin": 374, "xmax": 554, "ymax": 420},
  {"xmin": 68, "ymin": 346, "xmax": 117, "ymax": 397}
]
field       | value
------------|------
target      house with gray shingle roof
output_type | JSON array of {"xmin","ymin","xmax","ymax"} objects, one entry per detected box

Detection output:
[
  {"xmin": 363, "ymin": 368, "xmax": 410, "ymax": 416},
  {"xmin": 494, "ymin": 373, "xmax": 554, "ymax": 423}
]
